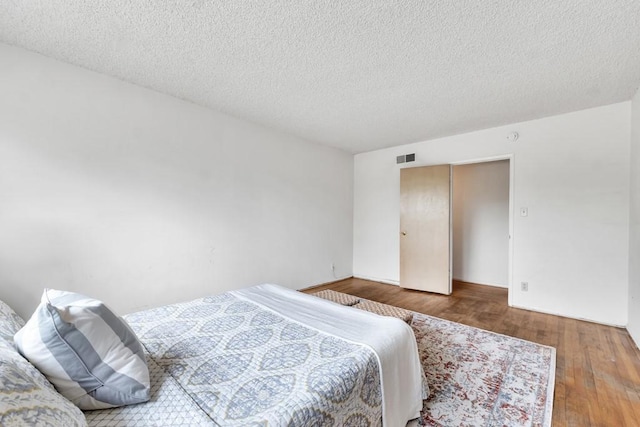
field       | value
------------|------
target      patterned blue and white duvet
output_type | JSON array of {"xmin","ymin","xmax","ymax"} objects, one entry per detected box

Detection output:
[{"xmin": 86, "ymin": 291, "xmax": 383, "ymax": 426}]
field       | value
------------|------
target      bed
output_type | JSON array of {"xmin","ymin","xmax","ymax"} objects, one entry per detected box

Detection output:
[{"xmin": 1, "ymin": 284, "xmax": 426, "ymax": 427}]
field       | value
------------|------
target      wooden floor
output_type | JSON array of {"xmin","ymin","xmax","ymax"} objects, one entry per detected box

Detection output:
[{"xmin": 304, "ymin": 277, "xmax": 640, "ymax": 427}]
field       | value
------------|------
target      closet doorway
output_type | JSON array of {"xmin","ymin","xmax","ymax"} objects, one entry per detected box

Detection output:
[
  {"xmin": 399, "ymin": 156, "xmax": 513, "ymax": 301},
  {"xmin": 452, "ymin": 159, "xmax": 510, "ymax": 292}
]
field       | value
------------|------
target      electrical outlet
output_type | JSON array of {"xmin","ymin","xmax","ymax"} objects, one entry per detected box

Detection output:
[{"xmin": 521, "ymin": 282, "xmax": 528, "ymax": 292}]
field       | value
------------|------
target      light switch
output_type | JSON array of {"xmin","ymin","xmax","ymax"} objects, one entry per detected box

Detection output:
[{"xmin": 520, "ymin": 207, "xmax": 528, "ymax": 217}]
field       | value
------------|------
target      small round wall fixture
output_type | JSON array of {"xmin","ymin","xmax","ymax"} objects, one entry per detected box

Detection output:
[{"xmin": 506, "ymin": 131, "xmax": 519, "ymax": 142}]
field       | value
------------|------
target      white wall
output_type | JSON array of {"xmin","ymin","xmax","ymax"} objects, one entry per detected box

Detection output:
[
  {"xmin": 0, "ymin": 44, "xmax": 354, "ymax": 319},
  {"xmin": 452, "ymin": 160, "xmax": 509, "ymax": 287},
  {"xmin": 629, "ymin": 87, "xmax": 640, "ymax": 347},
  {"xmin": 354, "ymin": 103, "xmax": 630, "ymax": 326}
]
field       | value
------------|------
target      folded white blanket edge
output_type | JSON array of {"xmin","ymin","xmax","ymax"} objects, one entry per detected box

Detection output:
[{"xmin": 231, "ymin": 284, "xmax": 425, "ymax": 427}]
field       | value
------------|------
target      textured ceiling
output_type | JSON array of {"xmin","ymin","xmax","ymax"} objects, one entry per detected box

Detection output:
[{"xmin": 1, "ymin": 1, "xmax": 639, "ymax": 153}]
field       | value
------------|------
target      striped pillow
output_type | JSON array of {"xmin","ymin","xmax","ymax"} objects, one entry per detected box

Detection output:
[{"xmin": 14, "ymin": 289, "xmax": 150, "ymax": 410}]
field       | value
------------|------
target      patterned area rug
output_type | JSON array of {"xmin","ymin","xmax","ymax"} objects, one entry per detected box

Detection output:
[{"xmin": 411, "ymin": 313, "xmax": 555, "ymax": 427}]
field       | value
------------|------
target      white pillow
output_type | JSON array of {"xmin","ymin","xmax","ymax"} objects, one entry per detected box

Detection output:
[{"xmin": 14, "ymin": 289, "xmax": 150, "ymax": 410}]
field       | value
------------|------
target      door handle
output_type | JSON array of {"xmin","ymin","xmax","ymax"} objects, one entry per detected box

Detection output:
[{"xmin": 401, "ymin": 231, "xmax": 407, "ymax": 236}]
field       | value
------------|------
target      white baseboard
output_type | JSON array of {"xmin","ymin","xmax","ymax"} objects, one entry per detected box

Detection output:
[
  {"xmin": 626, "ymin": 323, "xmax": 640, "ymax": 351},
  {"xmin": 452, "ymin": 277, "xmax": 508, "ymax": 288},
  {"xmin": 509, "ymin": 304, "xmax": 626, "ymax": 328},
  {"xmin": 353, "ymin": 274, "xmax": 399, "ymax": 286},
  {"xmin": 301, "ymin": 275, "xmax": 353, "ymax": 291}
]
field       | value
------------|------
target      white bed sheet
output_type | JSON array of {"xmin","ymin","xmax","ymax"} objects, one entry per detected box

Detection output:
[{"xmin": 231, "ymin": 284, "xmax": 425, "ymax": 427}]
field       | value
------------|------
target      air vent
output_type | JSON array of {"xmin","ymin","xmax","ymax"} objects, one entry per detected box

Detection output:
[{"xmin": 396, "ymin": 153, "xmax": 416, "ymax": 164}]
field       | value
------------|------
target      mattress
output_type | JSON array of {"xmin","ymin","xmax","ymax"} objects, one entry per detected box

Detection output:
[{"xmin": 86, "ymin": 284, "xmax": 424, "ymax": 426}]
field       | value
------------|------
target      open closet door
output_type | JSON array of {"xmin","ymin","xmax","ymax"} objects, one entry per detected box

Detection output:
[{"xmin": 400, "ymin": 164, "xmax": 452, "ymax": 294}]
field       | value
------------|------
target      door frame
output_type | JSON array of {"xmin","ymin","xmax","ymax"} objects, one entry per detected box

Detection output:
[{"xmin": 450, "ymin": 154, "xmax": 515, "ymax": 306}]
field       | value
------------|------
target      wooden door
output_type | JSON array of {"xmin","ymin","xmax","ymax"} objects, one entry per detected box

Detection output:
[{"xmin": 400, "ymin": 165, "xmax": 452, "ymax": 294}]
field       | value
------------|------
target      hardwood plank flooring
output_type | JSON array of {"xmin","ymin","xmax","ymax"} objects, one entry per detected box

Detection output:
[{"xmin": 303, "ymin": 277, "xmax": 640, "ymax": 427}]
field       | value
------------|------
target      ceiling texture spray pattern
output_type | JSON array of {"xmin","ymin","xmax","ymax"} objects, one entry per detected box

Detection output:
[{"xmin": 1, "ymin": 1, "xmax": 639, "ymax": 153}]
